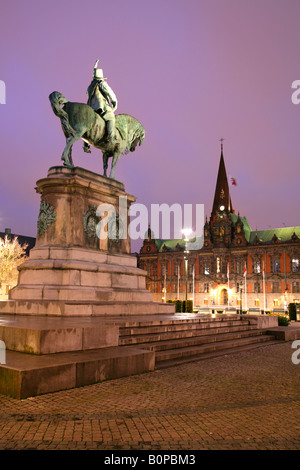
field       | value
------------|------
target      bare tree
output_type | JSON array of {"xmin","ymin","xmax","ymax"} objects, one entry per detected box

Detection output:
[{"xmin": 0, "ymin": 236, "xmax": 28, "ymax": 289}]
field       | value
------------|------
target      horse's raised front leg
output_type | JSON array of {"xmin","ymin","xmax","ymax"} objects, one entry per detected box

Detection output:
[{"xmin": 61, "ymin": 134, "xmax": 81, "ymax": 168}]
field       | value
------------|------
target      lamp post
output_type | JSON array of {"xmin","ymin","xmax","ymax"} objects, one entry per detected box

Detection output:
[
  {"xmin": 162, "ymin": 287, "xmax": 166, "ymax": 303},
  {"xmin": 211, "ymin": 288, "xmax": 216, "ymax": 314},
  {"xmin": 284, "ymin": 288, "xmax": 288, "ymax": 314},
  {"xmin": 182, "ymin": 228, "xmax": 192, "ymax": 311},
  {"xmin": 240, "ymin": 281, "xmax": 243, "ymax": 315},
  {"xmin": 184, "ymin": 256, "xmax": 188, "ymax": 303}
]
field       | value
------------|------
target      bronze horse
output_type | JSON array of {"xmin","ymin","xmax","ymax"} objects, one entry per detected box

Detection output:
[{"xmin": 49, "ymin": 91, "xmax": 145, "ymax": 179}]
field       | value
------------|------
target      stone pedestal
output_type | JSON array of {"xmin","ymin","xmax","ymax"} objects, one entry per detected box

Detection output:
[
  {"xmin": 34, "ymin": 166, "xmax": 133, "ymax": 254},
  {"xmin": 4, "ymin": 166, "xmax": 172, "ymax": 315},
  {"xmin": 0, "ymin": 167, "xmax": 174, "ymax": 398}
]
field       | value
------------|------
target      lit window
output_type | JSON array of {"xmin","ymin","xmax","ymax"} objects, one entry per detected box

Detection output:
[
  {"xmin": 253, "ymin": 260, "xmax": 261, "ymax": 273},
  {"xmin": 204, "ymin": 264, "xmax": 210, "ymax": 275},
  {"xmin": 236, "ymin": 261, "xmax": 243, "ymax": 274},
  {"xmin": 273, "ymin": 299, "xmax": 279, "ymax": 307},
  {"xmin": 255, "ymin": 299, "xmax": 260, "ymax": 306},
  {"xmin": 272, "ymin": 281, "xmax": 280, "ymax": 293},
  {"xmin": 292, "ymin": 259, "xmax": 299, "ymax": 273},
  {"xmin": 292, "ymin": 282, "xmax": 300, "ymax": 293},
  {"xmin": 204, "ymin": 298, "xmax": 209, "ymax": 305},
  {"xmin": 204, "ymin": 282, "xmax": 210, "ymax": 293},
  {"xmin": 272, "ymin": 260, "xmax": 280, "ymax": 273},
  {"xmin": 254, "ymin": 282, "xmax": 261, "ymax": 293}
]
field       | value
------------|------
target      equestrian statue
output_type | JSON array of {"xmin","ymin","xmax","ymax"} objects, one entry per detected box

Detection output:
[{"xmin": 49, "ymin": 60, "xmax": 145, "ymax": 179}]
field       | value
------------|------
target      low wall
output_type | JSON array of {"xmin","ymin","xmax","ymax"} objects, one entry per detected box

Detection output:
[{"xmin": 250, "ymin": 315, "xmax": 278, "ymax": 329}]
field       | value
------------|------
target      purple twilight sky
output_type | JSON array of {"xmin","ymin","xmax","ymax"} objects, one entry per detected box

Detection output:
[{"xmin": 0, "ymin": 0, "xmax": 300, "ymax": 252}]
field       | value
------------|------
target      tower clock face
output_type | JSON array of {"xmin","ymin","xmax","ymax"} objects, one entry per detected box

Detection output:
[{"xmin": 219, "ymin": 205, "xmax": 225, "ymax": 211}]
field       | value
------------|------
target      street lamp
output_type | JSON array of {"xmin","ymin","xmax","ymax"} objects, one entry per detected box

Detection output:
[
  {"xmin": 228, "ymin": 288, "xmax": 233, "ymax": 311},
  {"xmin": 182, "ymin": 228, "xmax": 192, "ymax": 310},
  {"xmin": 284, "ymin": 288, "xmax": 288, "ymax": 313},
  {"xmin": 211, "ymin": 288, "xmax": 217, "ymax": 314},
  {"xmin": 162, "ymin": 287, "xmax": 166, "ymax": 303}
]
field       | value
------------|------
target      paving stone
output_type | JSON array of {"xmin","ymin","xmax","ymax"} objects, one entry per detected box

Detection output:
[{"xmin": 0, "ymin": 342, "xmax": 299, "ymax": 450}]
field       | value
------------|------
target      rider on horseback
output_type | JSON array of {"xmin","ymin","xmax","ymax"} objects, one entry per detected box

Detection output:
[{"xmin": 84, "ymin": 59, "xmax": 118, "ymax": 153}]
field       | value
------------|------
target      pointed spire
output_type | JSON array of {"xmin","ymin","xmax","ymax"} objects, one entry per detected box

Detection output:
[{"xmin": 212, "ymin": 139, "xmax": 233, "ymax": 214}]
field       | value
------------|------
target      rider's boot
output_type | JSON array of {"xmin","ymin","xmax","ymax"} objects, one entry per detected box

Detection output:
[{"xmin": 103, "ymin": 121, "xmax": 115, "ymax": 143}]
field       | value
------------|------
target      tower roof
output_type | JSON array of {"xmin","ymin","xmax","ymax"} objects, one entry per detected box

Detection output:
[{"xmin": 212, "ymin": 141, "xmax": 233, "ymax": 214}]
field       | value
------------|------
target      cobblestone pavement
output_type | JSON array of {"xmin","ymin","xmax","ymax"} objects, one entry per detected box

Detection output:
[{"xmin": 0, "ymin": 342, "xmax": 299, "ymax": 451}]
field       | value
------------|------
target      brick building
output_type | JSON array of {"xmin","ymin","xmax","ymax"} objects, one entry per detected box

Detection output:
[{"xmin": 138, "ymin": 145, "xmax": 300, "ymax": 311}]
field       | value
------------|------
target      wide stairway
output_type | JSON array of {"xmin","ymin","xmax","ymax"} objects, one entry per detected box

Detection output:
[
  {"xmin": 0, "ymin": 313, "xmax": 280, "ymax": 398},
  {"xmin": 118, "ymin": 314, "xmax": 279, "ymax": 369}
]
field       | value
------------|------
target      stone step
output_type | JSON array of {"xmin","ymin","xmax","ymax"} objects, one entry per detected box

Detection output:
[
  {"xmin": 156, "ymin": 340, "xmax": 281, "ymax": 369},
  {"xmin": 107, "ymin": 314, "xmax": 247, "ymax": 329},
  {"xmin": 134, "ymin": 329, "xmax": 269, "ymax": 352},
  {"xmin": 155, "ymin": 334, "xmax": 276, "ymax": 364},
  {"xmin": 119, "ymin": 317, "xmax": 251, "ymax": 332},
  {"xmin": 124, "ymin": 315, "xmax": 246, "ymax": 324},
  {"xmin": 119, "ymin": 324, "xmax": 258, "ymax": 346},
  {"xmin": 126, "ymin": 314, "xmax": 242, "ymax": 325},
  {"xmin": 0, "ymin": 346, "xmax": 155, "ymax": 399},
  {"xmin": 0, "ymin": 321, "xmax": 120, "ymax": 355}
]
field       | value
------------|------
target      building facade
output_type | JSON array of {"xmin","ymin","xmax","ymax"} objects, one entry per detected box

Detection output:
[{"xmin": 138, "ymin": 146, "xmax": 300, "ymax": 311}]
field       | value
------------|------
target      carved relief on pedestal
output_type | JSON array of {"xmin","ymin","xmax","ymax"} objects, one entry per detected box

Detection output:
[
  {"xmin": 37, "ymin": 200, "xmax": 56, "ymax": 236},
  {"xmin": 83, "ymin": 206, "xmax": 100, "ymax": 238}
]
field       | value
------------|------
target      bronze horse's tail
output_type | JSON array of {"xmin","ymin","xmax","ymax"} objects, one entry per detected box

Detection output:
[{"xmin": 49, "ymin": 91, "xmax": 76, "ymax": 137}]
